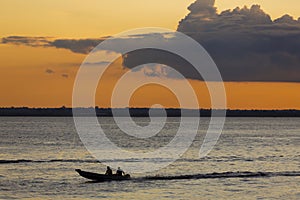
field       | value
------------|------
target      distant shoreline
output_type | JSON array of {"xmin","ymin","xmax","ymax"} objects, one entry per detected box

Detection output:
[{"xmin": 0, "ymin": 107, "xmax": 299, "ymax": 117}]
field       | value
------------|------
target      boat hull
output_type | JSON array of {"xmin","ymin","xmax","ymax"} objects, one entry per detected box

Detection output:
[{"xmin": 75, "ymin": 169, "xmax": 131, "ymax": 181}]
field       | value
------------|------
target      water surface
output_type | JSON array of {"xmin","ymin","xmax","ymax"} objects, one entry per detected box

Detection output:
[{"xmin": 0, "ymin": 117, "xmax": 299, "ymax": 199}]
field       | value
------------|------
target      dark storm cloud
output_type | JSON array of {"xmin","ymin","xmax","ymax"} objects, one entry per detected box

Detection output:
[
  {"xmin": 122, "ymin": 49, "xmax": 201, "ymax": 80},
  {"xmin": 122, "ymin": 0, "xmax": 300, "ymax": 82},
  {"xmin": 177, "ymin": 0, "xmax": 300, "ymax": 82}
]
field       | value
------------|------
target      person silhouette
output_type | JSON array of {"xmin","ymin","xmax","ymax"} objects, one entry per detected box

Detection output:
[
  {"xmin": 105, "ymin": 166, "xmax": 113, "ymax": 175},
  {"xmin": 116, "ymin": 167, "xmax": 125, "ymax": 176}
]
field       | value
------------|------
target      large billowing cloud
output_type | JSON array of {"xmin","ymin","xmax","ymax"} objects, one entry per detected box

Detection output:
[
  {"xmin": 123, "ymin": 0, "xmax": 300, "ymax": 82},
  {"xmin": 178, "ymin": 0, "xmax": 300, "ymax": 82}
]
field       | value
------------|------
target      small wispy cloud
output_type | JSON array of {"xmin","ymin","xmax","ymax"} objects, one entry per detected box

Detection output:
[
  {"xmin": 1, "ymin": 36, "xmax": 51, "ymax": 47},
  {"xmin": 61, "ymin": 74, "xmax": 69, "ymax": 78},
  {"xmin": 1, "ymin": 36, "xmax": 107, "ymax": 54},
  {"xmin": 45, "ymin": 69, "xmax": 55, "ymax": 74}
]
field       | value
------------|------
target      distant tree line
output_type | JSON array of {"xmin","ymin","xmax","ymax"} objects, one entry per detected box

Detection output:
[{"xmin": 0, "ymin": 107, "xmax": 299, "ymax": 117}]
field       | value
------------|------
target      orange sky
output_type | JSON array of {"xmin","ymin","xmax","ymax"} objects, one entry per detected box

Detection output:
[
  {"xmin": 1, "ymin": 0, "xmax": 300, "ymax": 38},
  {"xmin": 1, "ymin": 44, "xmax": 299, "ymax": 109},
  {"xmin": 0, "ymin": 0, "xmax": 300, "ymax": 109}
]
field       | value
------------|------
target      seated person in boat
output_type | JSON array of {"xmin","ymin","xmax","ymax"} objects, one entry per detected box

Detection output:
[
  {"xmin": 105, "ymin": 166, "xmax": 113, "ymax": 175},
  {"xmin": 116, "ymin": 167, "xmax": 125, "ymax": 176}
]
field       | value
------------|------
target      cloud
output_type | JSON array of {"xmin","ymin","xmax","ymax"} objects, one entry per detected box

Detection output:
[
  {"xmin": 121, "ymin": 0, "xmax": 300, "ymax": 82},
  {"xmin": 61, "ymin": 74, "xmax": 69, "ymax": 78},
  {"xmin": 2, "ymin": 1, "xmax": 300, "ymax": 82},
  {"xmin": 1, "ymin": 36, "xmax": 106, "ymax": 54},
  {"xmin": 274, "ymin": 14, "xmax": 300, "ymax": 24},
  {"xmin": 175, "ymin": 0, "xmax": 300, "ymax": 82},
  {"xmin": 122, "ymin": 49, "xmax": 200, "ymax": 80},
  {"xmin": 45, "ymin": 69, "xmax": 55, "ymax": 74},
  {"xmin": 84, "ymin": 61, "xmax": 112, "ymax": 66},
  {"xmin": 45, "ymin": 69, "xmax": 69, "ymax": 78},
  {"xmin": 2, "ymin": 36, "xmax": 51, "ymax": 47},
  {"xmin": 50, "ymin": 39, "xmax": 104, "ymax": 54}
]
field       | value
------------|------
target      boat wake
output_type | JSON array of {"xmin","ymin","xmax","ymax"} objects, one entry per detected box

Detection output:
[{"xmin": 143, "ymin": 171, "xmax": 300, "ymax": 181}]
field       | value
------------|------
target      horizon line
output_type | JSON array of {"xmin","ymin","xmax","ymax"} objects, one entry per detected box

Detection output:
[{"xmin": 1, "ymin": 107, "xmax": 300, "ymax": 111}]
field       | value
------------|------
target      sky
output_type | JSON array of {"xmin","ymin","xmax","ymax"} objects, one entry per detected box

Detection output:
[{"xmin": 0, "ymin": 0, "xmax": 300, "ymax": 109}]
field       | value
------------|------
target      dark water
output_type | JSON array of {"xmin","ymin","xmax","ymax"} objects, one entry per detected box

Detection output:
[{"xmin": 0, "ymin": 117, "xmax": 299, "ymax": 199}]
